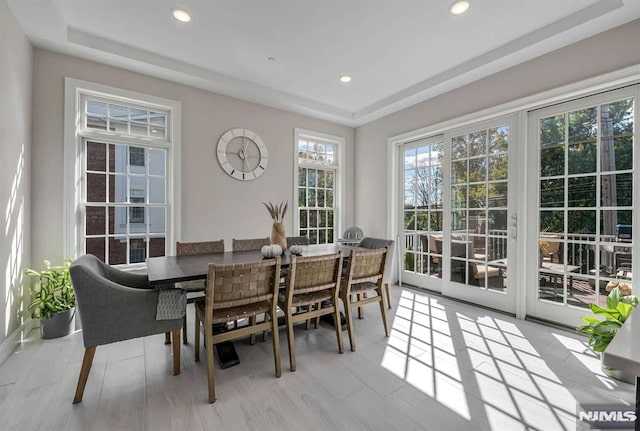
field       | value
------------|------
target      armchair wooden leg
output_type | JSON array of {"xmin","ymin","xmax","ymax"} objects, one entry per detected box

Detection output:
[
  {"xmin": 73, "ymin": 346, "xmax": 96, "ymax": 404},
  {"xmin": 172, "ymin": 330, "xmax": 181, "ymax": 375},
  {"xmin": 164, "ymin": 332, "xmax": 171, "ymax": 345}
]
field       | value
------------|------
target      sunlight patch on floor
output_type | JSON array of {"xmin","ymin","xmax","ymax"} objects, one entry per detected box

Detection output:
[{"xmin": 381, "ymin": 288, "xmax": 584, "ymax": 429}]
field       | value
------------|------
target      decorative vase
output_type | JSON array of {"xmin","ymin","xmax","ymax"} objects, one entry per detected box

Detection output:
[{"xmin": 271, "ymin": 222, "xmax": 287, "ymax": 251}]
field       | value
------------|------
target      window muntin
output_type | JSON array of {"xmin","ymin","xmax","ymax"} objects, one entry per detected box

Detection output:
[{"xmin": 296, "ymin": 134, "xmax": 340, "ymax": 245}]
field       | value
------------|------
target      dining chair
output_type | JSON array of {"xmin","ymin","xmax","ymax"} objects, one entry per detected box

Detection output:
[
  {"xmin": 279, "ymin": 252, "xmax": 344, "ymax": 371},
  {"xmin": 357, "ymin": 237, "xmax": 395, "ymax": 310},
  {"xmin": 167, "ymin": 240, "xmax": 224, "ymax": 344},
  {"xmin": 194, "ymin": 258, "xmax": 282, "ymax": 403},
  {"xmin": 231, "ymin": 236, "xmax": 272, "ymax": 341},
  {"xmin": 340, "ymin": 247, "xmax": 390, "ymax": 352},
  {"xmin": 69, "ymin": 254, "xmax": 185, "ymax": 403},
  {"xmin": 232, "ymin": 237, "xmax": 270, "ymax": 252}
]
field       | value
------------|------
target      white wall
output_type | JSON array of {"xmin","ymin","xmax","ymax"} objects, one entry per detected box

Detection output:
[
  {"xmin": 0, "ymin": 0, "xmax": 33, "ymax": 349},
  {"xmin": 31, "ymin": 49, "xmax": 355, "ymax": 263},
  {"xmin": 355, "ymin": 18, "xmax": 640, "ymax": 238}
]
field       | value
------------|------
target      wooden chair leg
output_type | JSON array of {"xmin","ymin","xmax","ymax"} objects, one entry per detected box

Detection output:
[
  {"xmin": 378, "ymin": 289, "xmax": 390, "ymax": 337},
  {"xmin": 73, "ymin": 346, "xmax": 96, "ymax": 404},
  {"xmin": 270, "ymin": 310, "xmax": 282, "ymax": 378},
  {"xmin": 385, "ymin": 283, "xmax": 392, "ymax": 309},
  {"xmin": 314, "ymin": 302, "xmax": 321, "ymax": 329},
  {"xmin": 164, "ymin": 332, "xmax": 171, "ymax": 345},
  {"xmin": 357, "ymin": 293, "xmax": 364, "ymax": 319},
  {"xmin": 194, "ymin": 308, "xmax": 201, "ymax": 362},
  {"xmin": 249, "ymin": 316, "xmax": 256, "ymax": 345},
  {"xmin": 333, "ymin": 303, "xmax": 344, "ymax": 354},
  {"xmin": 182, "ymin": 315, "xmax": 188, "ymax": 344},
  {"xmin": 205, "ymin": 328, "xmax": 216, "ymax": 403},
  {"xmin": 172, "ymin": 330, "xmax": 181, "ymax": 375},
  {"xmin": 305, "ymin": 305, "xmax": 312, "ymax": 330},
  {"xmin": 343, "ymin": 299, "xmax": 356, "ymax": 352},
  {"xmin": 285, "ymin": 310, "xmax": 296, "ymax": 372}
]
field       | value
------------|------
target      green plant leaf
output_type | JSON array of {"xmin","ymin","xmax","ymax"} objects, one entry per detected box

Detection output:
[{"xmin": 25, "ymin": 259, "xmax": 74, "ymax": 319}]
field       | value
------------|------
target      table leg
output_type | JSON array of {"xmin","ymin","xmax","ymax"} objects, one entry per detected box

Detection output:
[{"xmin": 212, "ymin": 324, "xmax": 240, "ymax": 369}]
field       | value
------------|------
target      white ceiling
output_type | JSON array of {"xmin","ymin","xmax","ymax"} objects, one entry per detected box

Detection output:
[{"xmin": 8, "ymin": 0, "xmax": 640, "ymax": 126}]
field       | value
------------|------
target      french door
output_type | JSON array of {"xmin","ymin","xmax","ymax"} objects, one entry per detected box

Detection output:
[
  {"xmin": 399, "ymin": 116, "xmax": 518, "ymax": 314},
  {"xmin": 526, "ymin": 87, "xmax": 638, "ymax": 327}
]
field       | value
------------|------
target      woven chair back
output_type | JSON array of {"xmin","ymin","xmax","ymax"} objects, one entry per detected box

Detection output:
[
  {"xmin": 286, "ymin": 252, "xmax": 342, "ymax": 296},
  {"xmin": 206, "ymin": 258, "xmax": 281, "ymax": 310},
  {"xmin": 232, "ymin": 237, "xmax": 270, "ymax": 252},
  {"xmin": 346, "ymin": 247, "xmax": 388, "ymax": 285},
  {"xmin": 177, "ymin": 240, "xmax": 224, "ymax": 256}
]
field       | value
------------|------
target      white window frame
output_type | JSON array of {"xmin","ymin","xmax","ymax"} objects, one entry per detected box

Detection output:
[
  {"xmin": 63, "ymin": 78, "xmax": 181, "ymax": 268},
  {"xmin": 293, "ymin": 128, "xmax": 345, "ymax": 244}
]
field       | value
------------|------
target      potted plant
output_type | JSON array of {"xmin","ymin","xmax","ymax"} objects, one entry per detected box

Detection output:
[
  {"xmin": 25, "ymin": 259, "xmax": 76, "ymax": 339},
  {"xmin": 577, "ymin": 281, "xmax": 638, "ymax": 383}
]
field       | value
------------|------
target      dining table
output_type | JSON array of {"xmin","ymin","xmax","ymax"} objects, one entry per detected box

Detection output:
[{"xmin": 146, "ymin": 243, "xmax": 365, "ymax": 368}]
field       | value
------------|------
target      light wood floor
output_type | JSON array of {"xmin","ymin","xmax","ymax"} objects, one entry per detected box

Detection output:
[{"xmin": 0, "ymin": 286, "xmax": 634, "ymax": 431}]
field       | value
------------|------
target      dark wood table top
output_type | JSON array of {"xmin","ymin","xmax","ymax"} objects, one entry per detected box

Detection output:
[{"xmin": 146, "ymin": 243, "xmax": 363, "ymax": 285}]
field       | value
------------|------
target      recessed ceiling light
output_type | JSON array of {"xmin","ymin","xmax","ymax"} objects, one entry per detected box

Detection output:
[
  {"xmin": 450, "ymin": 1, "xmax": 469, "ymax": 15},
  {"xmin": 171, "ymin": 8, "xmax": 191, "ymax": 23},
  {"xmin": 267, "ymin": 57, "xmax": 277, "ymax": 63},
  {"xmin": 340, "ymin": 75, "xmax": 352, "ymax": 83}
]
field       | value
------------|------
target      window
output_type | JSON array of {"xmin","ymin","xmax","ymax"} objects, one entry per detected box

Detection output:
[
  {"xmin": 294, "ymin": 129, "xmax": 344, "ymax": 245},
  {"xmin": 65, "ymin": 79, "xmax": 180, "ymax": 266}
]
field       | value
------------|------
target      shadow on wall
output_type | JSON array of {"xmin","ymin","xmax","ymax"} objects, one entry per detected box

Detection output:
[{"xmin": 2, "ymin": 144, "xmax": 27, "ymax": 339}]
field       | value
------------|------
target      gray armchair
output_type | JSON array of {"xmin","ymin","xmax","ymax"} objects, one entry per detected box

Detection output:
[{"xmin": 69, "ymin": 254, "xmax": 186, "ymax": 404}]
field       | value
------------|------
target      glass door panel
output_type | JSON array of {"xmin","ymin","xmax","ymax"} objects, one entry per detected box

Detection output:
[
  {"xmin": 527, "ymin": 88, "xmax": 636, "ymax": 327},
  {"xmin": 400, "ymin": 136, "xmax": 444, "ymax": 290},
  {"xmin": 442, "ymin": 117, "xmax": 517, "ymax": 314}
]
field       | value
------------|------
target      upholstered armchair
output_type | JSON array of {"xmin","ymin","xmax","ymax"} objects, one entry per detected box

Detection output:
[{"xmin": 69, "ymin": 254, "xmax": 186, "ymax": 404}]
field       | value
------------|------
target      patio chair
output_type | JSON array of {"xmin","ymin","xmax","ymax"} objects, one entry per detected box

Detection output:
[{"xmin": 232, "ymin": 237, "xmax": 270, "ymax": 252}]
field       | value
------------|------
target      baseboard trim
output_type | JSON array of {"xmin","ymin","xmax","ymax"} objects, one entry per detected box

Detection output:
[{"xmin": 0, "ymin": 318, "xmax": 37, "ymax": 366}]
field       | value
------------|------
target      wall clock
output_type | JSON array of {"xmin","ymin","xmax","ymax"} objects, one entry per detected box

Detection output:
[{"xmin": 216, "ymin": 128, "xmax": 268, "ymax": 181}]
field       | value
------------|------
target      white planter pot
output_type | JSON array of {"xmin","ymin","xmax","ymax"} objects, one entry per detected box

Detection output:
[{"xmin": 601, "ymin": 354, "xmax": 635, "ymax": 384}]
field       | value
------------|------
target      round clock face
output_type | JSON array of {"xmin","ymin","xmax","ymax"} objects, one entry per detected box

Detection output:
[{"xmin": 216, "ymin": 128, "xmax": 268, "ymax": 181}]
